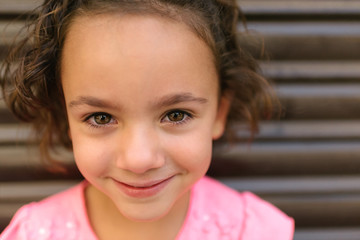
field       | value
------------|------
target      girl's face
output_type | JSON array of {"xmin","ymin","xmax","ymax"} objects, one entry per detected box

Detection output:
[{"xmin": 61, "ymin": 14, "xmax": 230, "ymax": 221}]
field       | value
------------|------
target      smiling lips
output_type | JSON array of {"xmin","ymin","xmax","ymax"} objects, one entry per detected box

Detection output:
[{"xmin": 114, "ymin": 176, "xmax": 174, "ymax": 198}]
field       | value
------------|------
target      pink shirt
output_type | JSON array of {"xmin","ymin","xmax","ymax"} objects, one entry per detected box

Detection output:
[{"xmin": 1, "ymin": 177, "xmax": 294, "ymax": 239}]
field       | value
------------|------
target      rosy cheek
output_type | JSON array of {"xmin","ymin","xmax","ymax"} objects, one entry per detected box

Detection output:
[
  {"xmin": 72, "ymin": 136, "xmax": 112, "ymax": 178},
  {"xmin": 167, "ymin": 131, "xmax": 213, "ymax": 175},
  {"xmin": 189, "ymin": 131, "xmax": 213, "ymax": 172}
]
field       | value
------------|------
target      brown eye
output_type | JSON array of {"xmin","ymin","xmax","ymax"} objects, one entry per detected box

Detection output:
[
  {"xmin": 94, "ymin": 113, "xmax": 112, "ymax": 124},
  {"xmin": 167, "ymin": 111, "xmax": 185, "ymax": 122}
]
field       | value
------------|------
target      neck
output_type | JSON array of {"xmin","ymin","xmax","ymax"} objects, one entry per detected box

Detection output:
[{"xmin": 85, "ymin": 184, "xmax": 190, "ymax": 240}]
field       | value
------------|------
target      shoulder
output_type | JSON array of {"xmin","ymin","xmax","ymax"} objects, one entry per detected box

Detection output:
[
  {"xmin": 182, "ymin": 177, "xmax": 294, "ymax": 240},
  {"xmin": 240, "ymin": 191, "xmax": 294, "ymax": 240},
  {"xmin": 192, "ymin": 176, "xmax": 243, "ymax": 205},
  {"xmin": 0, "ymin": 181, "xmax": 94, "ymax": 240}
]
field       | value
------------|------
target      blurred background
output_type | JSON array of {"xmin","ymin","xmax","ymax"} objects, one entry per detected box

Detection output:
[{"xmin": 1, "ymin": 0, "xmax": 360, "ymax": 239}]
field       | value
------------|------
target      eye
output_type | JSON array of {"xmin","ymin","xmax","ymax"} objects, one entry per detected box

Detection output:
[
  {"xmin": 84, "ymin": 112, "xmax": 116, "ymax": 128},
  {"xmin": 94, "ymin": 113, "xmax": 112, "ymax": 125},
  {"xmin": 162, "ymin": 110, "xmax": 192, "ymax": 125},
  {"xmin": 168, "ymin": 111, "xmax": 185, "ymax": 122}
]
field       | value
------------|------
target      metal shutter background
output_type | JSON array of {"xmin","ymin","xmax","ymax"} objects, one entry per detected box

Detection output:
[{"xmin": 1, "ymin": 1, "xmax": 360, "ymax": 239}]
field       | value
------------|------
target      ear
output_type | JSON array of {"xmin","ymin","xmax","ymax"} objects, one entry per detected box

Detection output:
[{"xmin": 212, "ymin": 94, "xmax": 231, "ymax": 140}]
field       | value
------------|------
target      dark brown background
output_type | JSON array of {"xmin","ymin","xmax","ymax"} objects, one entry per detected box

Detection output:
[{"xmin": 1, "ymin": 1, "xmax": 360, "ymax": 239}]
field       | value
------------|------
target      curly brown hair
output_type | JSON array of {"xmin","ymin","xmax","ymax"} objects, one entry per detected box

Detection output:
[{"xmin": 1, "ymin": 0, "xmax": 276, "ymax": 169}]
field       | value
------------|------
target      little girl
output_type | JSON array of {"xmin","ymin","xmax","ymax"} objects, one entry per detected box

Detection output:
[{"xmin": 0, "ymin": 0, "xmax": 294, "ymax": 239}]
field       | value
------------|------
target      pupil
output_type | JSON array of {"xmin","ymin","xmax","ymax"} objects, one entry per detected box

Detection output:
[
  {"xmin": 95, "ymin": 114, "xmax": 110, "ymax": 124},
  {"xmin": 169, "ymin": 112, "xmax": 184, "ymax": 121}
]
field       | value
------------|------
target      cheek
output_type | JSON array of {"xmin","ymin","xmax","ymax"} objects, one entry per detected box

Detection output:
[
  {"xmin": 70, "ymin": 130, "xmax": 113, "ymax": 178},
  {"xmin": 167, "ymin": 126, "xmax": 214, "ymax": 176}
]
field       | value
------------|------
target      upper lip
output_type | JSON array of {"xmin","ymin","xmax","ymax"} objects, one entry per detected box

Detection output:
[{"xmin": 115, "ymin": 175, "xmax": 174, "ymax": 188}]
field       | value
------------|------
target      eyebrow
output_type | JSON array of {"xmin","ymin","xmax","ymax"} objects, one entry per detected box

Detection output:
[
  {"xmin": 68, "ymin": 96, "xmax": 117, "ymax": 109},
  {"xmin": 154, "ymin": 93, "xmax": 208, "ymax": 108},
  {"xmin": 68, "ymin": 93, "xmax": 208, "ymax": 109}
]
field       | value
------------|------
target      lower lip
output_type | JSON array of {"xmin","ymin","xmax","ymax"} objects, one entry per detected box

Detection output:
[{"xmin": 114, "ymin": 176, "xmax": 174, "ymax": 198}]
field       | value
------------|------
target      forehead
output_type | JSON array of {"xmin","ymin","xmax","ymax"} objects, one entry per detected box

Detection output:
[
  {"xmin": 61, "ymin": 14, "xmax": 218, "ymax": 104},
  {"xmin": 62, "ymin": 12, "xmax": 216, "ymax": 65}
]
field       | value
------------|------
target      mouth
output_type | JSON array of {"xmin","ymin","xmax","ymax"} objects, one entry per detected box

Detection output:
[{"xmin": 113, "ymin": 176, "xmax": 174, "ymax": 198}]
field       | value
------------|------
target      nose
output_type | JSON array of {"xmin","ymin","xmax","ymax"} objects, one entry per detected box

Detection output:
[{"xmin": 116, "ymin": 124, "xmax": 165, "ymax": 174}]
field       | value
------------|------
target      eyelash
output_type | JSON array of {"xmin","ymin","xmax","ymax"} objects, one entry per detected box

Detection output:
[
  {"xmin": 83, "ymin": 110, "xmax": 193, "ymax": 129},
  {"xmin": 83, "ymin": 112, "xmax": 116, "ymax": 129},
  {"xmin": 161, "ymin": 110, "xmax": 193, "ymax": 125}
]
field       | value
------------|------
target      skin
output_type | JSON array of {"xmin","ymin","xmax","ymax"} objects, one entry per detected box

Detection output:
[{"xmin": 61, "ymin": 13, "xmax": 230, "ymax": 240}]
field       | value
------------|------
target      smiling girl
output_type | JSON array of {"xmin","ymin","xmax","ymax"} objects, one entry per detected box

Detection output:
[{"xmin": 0, "ymin": 0, "xmax": 293, "ymax": 239}]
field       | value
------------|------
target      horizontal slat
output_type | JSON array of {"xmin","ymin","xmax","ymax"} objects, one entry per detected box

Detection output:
[
  {"xmin": 221, "ymin": 177, "xmax": 360, "ymax": 227},
  {"xmin": 0, "ymin": 20, "xmax": 27, "ymax": 45},
  {"xmin": 0, "ymin": 124, "xmax": 32, "ymax": 143},
  {"xmin": 234, "ymin": 120, "xmax": 360, "ymax": 140},
  {"xmin": 214, "ymin": 141, "xmax": 360, "ymax": 163},
  {"xmin": 0, "ymin": 146, "xmax": 73, "ymax": 167},
  {"xmin": 0, "ymin": 144, "xmax": 72, "ymax": 162},
  {"xmin": 0, "ymin": 180, "xmax": 78, "ymax": 201},
  {"xmin": 0, "ymin": 109, "xmax": 19, "ymax": 124},
  {"xmin": 276, "ymin": 84, "xmax": 360, "ymax": 119},
  {"xmin": 245, "ymin": 22, "xmax": 360, "ymax": 36},
  {"xmin": 0, "ymin": 145, "xmax": 79, "ymax": 181},
  {"xmin": 276, "ymin": 84, "xmax": 360, "ymax": 97},
  {"xmin": 0, "ymin": 146, "xmax": 42, "ymax": 167},
  {"xmin": 272, "ymin": 195, "xmax": 360, "ymax": 227},
  {"xmin": 2, "ymin": 0, "xmax": 360, "ymax": 16},
  {"xmin": 220, "ymin": 176, "xmax": 360, "ymax": 195},
  {"xmin": 210, "ymin": 141, "xmax": 360, "ymax": 176},
  {"xmin": 0, "ymin": 0, "xmax": 42, "ymax": 15},
  {"xmin": 241, "ymin": 35, "xmax": 360, "ymax": 61},
  {"xmin": 294, "ymin": 228, "xmax": 360, "ymax": 240},
  {"xmin": 261, "ymin": 61, "xmax": 360, "ymax": 80},
  {"xmin": 238, "ymin": 0, "xmax": 360, "ymax": 15}
]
